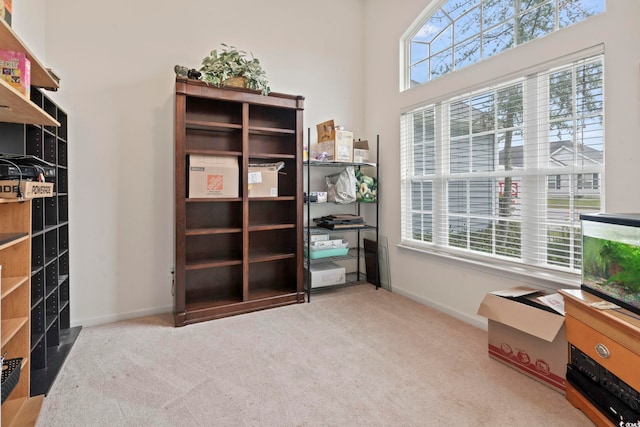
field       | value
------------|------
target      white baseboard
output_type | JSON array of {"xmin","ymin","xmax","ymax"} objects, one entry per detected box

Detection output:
[
  {"xmin": 392, "ymin": 287, "xmax": 488, "ymax": 331},
  {"xmin": 71, "ymin": 305, "xmax": 173, "ymax": 328},
  {"xmin": 72, "ymin": 292, "xmax": 487, "ymax": 331}
]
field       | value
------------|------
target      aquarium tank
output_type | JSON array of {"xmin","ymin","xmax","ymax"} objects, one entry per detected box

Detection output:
[{"xmin": 581, "ymin": 213, "xmax": 640, "ymax": 316}]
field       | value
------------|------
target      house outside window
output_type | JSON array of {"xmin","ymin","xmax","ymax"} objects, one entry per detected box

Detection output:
[{"xmin": 548, "ymin": 174, "xmax": 562, "ymax": 190}]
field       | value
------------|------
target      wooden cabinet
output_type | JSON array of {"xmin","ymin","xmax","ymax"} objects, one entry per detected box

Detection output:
[
  {"xmin": 173, "ymin": 78, "xmax": 305, "ymax": 326},
  {"xmin": 560, "ymin": 289, "xmax": 640, "ymax": 427},
  {"xmin": 1, "ymin": 199, "xmax": 44, "ymax": 425}
]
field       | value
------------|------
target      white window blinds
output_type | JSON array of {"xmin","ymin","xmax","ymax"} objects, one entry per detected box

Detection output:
[{"xmin": 401, "ymin": 54, "xmax": 604, "ymax": 274}]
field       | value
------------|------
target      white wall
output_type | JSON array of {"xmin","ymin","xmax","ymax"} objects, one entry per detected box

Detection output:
[
  {"xmin": 39, "ymin": 0, "xmax": 364, "ymax": 326},
  {"xmin": 22, "ymin": 1, "xmax": 640, "ymax": 328},
  {"xmin": 12, "ymin": 0, "xmax": 46, "ymax": 62},
  {"xmin": 363, "ymin": 1, "xmax": 640, "ymax": 327}
]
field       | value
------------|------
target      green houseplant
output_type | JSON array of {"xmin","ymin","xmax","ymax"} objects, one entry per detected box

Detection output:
[{"xmin": 200, "ymin": 44, "xmax": 271, "ymax": 95}]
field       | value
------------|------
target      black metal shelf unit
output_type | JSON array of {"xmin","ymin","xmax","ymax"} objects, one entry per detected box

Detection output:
[{"xmin": 304, "ymin": 132, "xmax": 380, "ymax": 301}]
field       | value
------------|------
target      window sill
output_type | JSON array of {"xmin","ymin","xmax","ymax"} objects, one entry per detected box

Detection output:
[{"xmin": 397, "ymin": 243, "xmax": 581, "ymax": 291}]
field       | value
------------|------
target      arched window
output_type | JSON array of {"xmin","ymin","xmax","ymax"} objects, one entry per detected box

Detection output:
[{"xmin": 404, "ymin": 0, "xmax": 604, "ymax": 89}]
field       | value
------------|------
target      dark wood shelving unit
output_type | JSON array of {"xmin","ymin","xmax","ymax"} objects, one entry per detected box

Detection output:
[{"xmin": 173, "ymin": 78, "xmax": 305, "ymax": 326}]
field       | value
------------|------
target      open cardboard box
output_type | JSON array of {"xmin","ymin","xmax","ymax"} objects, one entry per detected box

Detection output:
[
  {"xmin": 477, "ymin": 287, "xmax": 567, "ymax": 393},
  {"xmin": 248, "ymin": 163, "xmax": 279, "ymax": 198},
  {"xmin": 353, "ymin": 140, "xmax": 369, "ymax": 163}
]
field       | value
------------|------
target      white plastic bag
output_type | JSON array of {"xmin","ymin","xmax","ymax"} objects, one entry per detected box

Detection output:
[{"xmin": 325, "ymin": 166, "xmax": 357, "ymax": 204}]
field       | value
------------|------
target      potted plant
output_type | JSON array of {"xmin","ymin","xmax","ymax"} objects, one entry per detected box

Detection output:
[{"xmin": 199, "ymin": 44, "xmax": 271, "ymax": 95}]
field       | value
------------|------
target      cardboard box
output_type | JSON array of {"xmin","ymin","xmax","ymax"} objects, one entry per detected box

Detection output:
[
  {"xmin": 0, "ymin": 50, "xmax": 30, "ymax": 97},
  {"xmin": 248, "ymin": 164, "xmax": 278, "ymax": 198},
  {"xmin": 305, "ymin": 262, "xmax": 346, "ymax": 288},
  {"xmin": 477, "ymin": 287, "xmax": 567, "ymax": 393},
  {"xmin": 0, "ymin": 180, "xmax": 54, "ymax": 199},
  {"xmin": 353, "ymin": 140, "xmax": 370, "ymax": 163},
  {"xmin": 315, "ymin": 120, "xmax": 354, "ymax": 162},
  {"xmin": 189, "ymin": 155, "xmax": 239, "ymax": 198}
]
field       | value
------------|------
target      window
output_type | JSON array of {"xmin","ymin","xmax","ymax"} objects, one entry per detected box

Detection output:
[
  {"xmin": 405, "ymin": 0, "xmax": 604, "ymax": 88},
  {"xmin": 400, "ymin": 55, "xmax": 604, "ymax": 273},
  {"xmin": 577, "ymin": 173, "xmax": 600, "ymax": 190}
]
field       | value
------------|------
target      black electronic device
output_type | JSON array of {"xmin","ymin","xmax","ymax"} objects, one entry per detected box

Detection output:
[
  {"xmin": 304, "ymin": 192, "xmax": 317, "ymax": 203},
  {"xmin": 570, "ymin": 344, "xmax": 640, "ymax": 412},
  {"xmin": 0, "ymin": 164, "xmax": 42, "ymax": 180},
  {"xmin": 567, "ymin": 364, "xmax": 640, "ymax": 425},
  {"xmin": 0, "ymin": 154, "xmax": 56, "ymax": 180}
]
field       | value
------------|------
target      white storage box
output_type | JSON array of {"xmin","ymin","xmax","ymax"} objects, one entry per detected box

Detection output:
[{"xmin": 305, "ymin": 262, "xmax": 346, "ymax": 288}]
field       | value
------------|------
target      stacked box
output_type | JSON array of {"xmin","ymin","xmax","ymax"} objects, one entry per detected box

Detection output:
[
  {"xmin": 0, "ymin": 49, "xmax": 30, "ymax": 97},
  {"xmin": 314, "ymin": 119, "xmax": 354, "ymax": 162}
]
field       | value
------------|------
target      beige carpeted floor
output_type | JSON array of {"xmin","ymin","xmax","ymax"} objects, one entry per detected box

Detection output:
[{"xmin": 36, "ymin": 285, "xmax": 592, "ymax": 426}]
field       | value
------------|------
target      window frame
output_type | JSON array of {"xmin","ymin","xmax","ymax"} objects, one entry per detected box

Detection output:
[
  {"xmin": 400, "ymin": 54, "xmax": 605, "ymax": 278},
  {"xmin": 401, "ymin": 0, "xmax": 605, "ymax": 90}
]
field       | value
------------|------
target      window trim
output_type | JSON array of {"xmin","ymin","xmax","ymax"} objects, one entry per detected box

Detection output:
[{"xmin": 397, "ymin": 242, "xmax": 581, "ymax": 288}]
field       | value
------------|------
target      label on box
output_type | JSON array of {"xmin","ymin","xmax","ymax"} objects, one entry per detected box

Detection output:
[
  {"xmin": 0, "ymin": 180, "xmax": 54, "ymax": 199},
  {"xmin": 207, "ymin": 174, "xmax": 224, "ymax": 192},
  {"xmin": 336, "ymin": 144, "xmax": 351, "ymax": 162},
  {"xmin": 248, "ymin": 171, "xmax": 263, "ymax": 184},
  {"xmin": 311, "ymin": 239, "xmax": 344, "ymax": 248},
  {"xmin": 309, "ymin": 234, "xmax": 330, "ymax": 242},
  {"xmin": 335, "ymin": 131, "xmax": 353, "ymax": 162}
]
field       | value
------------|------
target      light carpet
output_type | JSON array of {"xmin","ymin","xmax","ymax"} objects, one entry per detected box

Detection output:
[{"xmin": 36, "ymin": 285, "xmax": 591, "ymax": 426}]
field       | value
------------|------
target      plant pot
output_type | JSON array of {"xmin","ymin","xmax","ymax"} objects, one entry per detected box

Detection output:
[{"xmin": 223, "ymin": 76, "xmax": 247, "ymax": 88}]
